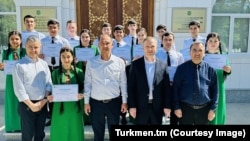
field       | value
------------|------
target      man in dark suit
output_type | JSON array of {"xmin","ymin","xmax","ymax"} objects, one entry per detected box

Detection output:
[{"xmin": 127, "ymin": 36, "xmax": 171, "ymax": 125}]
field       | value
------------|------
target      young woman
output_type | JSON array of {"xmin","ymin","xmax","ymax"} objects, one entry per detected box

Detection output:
[
  {"xmin": 73, "ymin": 29, "xmax": 99, "ymax": 73},
  {"xmin": 136, "ymin": 27, "xmax": 147, "ymax": 45},
  {"xmin": 73, "ymin": 29, "xmax": 99, "ymax": 125},
  {"xmin": 205, "ymin": 32, "xmax": 231, "ymax": 125},
  {"xmin": 0, "ymin": 31, "xmax": 26, "ymax": 132},
  {"xmin": 48, "ymin": 47, "xmax": 84, "ymax": 141}
]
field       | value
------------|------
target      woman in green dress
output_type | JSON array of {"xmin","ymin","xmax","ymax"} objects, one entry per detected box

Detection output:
[
  {"xmin": 73, "ymin": 29, "xmax": 99, "ymax": 125},
  {"xmin": 205, "ymin": 32, "xmax": 231, "ymax": 125},
  {"xmin": 0, "ymin": 31, "xmax": 26, "ymax": 132},
  {"xmin": 48, "ymin": 47, "xmax": 84, "ymax": 141}
]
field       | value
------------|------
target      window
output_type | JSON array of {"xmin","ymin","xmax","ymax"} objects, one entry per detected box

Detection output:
[
  {"xmin": 0, "ymin": 0, "xmax": 16, "ymax": 52},
  {"xmin": 212, "ymin": 0, "xmax": 250, "ymax": 54}
]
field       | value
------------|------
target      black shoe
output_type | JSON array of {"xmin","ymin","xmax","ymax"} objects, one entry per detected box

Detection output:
[
  {"xmin": 121, "ymin": 117, "xmax": 127, "ymax": 125},
  {"xmin": 45, "ymin": 120, "xmax": 51, "ymax": 126}
]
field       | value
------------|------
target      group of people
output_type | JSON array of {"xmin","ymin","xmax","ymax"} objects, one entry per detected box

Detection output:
[{"xmin": 0, "ymin": 14, "xmax": 232, "ymax": 141}]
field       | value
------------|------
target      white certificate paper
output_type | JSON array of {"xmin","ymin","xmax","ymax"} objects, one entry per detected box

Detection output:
[
  {"xmin": 75, "ymin": 48, "xmax": 95, "ymax": 61},
  {"xmin": 180, "ymin": 48, "xmax": 191, "ymax": 61},
  {"xmin": 42, "ymin": 43, "xmax": 61, "ymax": 57},
  {"xmin": 52, "ymin": 84, "xmax": 78, "ymax": 102},
  {"xmin": 69, "ymin": 40, "xmax": 79, "ymax": 49},
  {"xmin": 204, "ymin": 54, "xmax": 227, "ymax": 70},
  {"xmin": 112, "ymin": 47, "xmax": 131, "ymax": 61},
  {"xmin": 167, "ymin": 66, "xmax": 177, "ymax": 81},
  {"xmin": 4, "ymin": 60, "xmax": 17, "ymax": 75},
  {"xmin": 133, "ymin": 45, "xmax": 144, "ymax": 57},
  {"xmin": 22, "ymin": 32, "xmax": 39, "ymax": 48}
]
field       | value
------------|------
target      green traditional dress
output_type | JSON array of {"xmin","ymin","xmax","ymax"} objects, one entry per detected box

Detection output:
[
  {"xmin": 50, "ymin": 67, "xmax": 84, "ymax": 141},
  {"xmin": 209, "ymin": 54, "xmax": 231, "ymax": 125},
  {"xmin": 73, "ymin": 45, "xmax": 99, "ymax": 125},
  {"xmin": 1, "ymin": 48, "xmax": 26, "ymax": 132}
]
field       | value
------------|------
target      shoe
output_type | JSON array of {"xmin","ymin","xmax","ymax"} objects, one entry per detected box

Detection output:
[
  {"xmin": 121, "ymin": 117, "xmax": 127, "ymax": 125},
  {"xmin": 45, "ymin": 120, "xmax": 51, "ymax": 126}
]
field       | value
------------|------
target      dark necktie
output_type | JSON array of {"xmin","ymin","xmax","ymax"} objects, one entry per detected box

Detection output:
[
  {"xmin": 117, "ymin": 42, "xmax": 120, "ymax": 47},
  {"xmin": 51, "ymin": 37, "xmax": 56, "ymax": 68},
  {"xmin": 166, "ymin": 51, "xmax": 171, "ymax": 66},
  {"xmin": 131, "ymin": 37, "xmax": 134, "ymax": 60},
  {"xmin": 193, "ymin": 38, "xmax": 196, "ymax": 42},
  {"xmin": 13, "ymin": 52, "xmax": 19, "ymax": 60},
  {"xmin": 161, "ymin": 43, "xmax": 163, "ymax": 47},
  {"xmin": 194, "ymin": 65, "xmax": 200, "ymax": 104}
]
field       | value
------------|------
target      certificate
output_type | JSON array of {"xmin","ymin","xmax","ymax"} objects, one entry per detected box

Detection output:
[
  {"xmin": 69, "ymin": 40, "xmax": 79, "ymax": 49},
  {"xmin": 4, "ymin": 60, "xmax": 17, "ymax": 75},
  {"xmin": 42, "ymin": 43, "xmax": 61, "ymax": 57},
  {"xmin": 180, "ymin": 48, "xmax": 191, "ymax": 61},
  {"xmin": 112, "ymin": 47, "xmax": 131, "ymax": 61},
  {"xmin": 133, "ymin": 45, "xmax": 144, "ymax": 57},
  {"xmin": 52, "ymin": 84, "xmax": 78, "ymax": 102},
  {"xmin": 204, "ymin": 54, "xmax": 227, "ymax": 70},
  {"xmin": 75, "ymin": 48, "xmax": 95, "ymax": 61},
  {"xmin": 22, "ymin": 32, "xmax": 39, "ymax": 48},
  {"xmin": 167, "ymin": 66, "xmax": 177, "ymax": 81}
]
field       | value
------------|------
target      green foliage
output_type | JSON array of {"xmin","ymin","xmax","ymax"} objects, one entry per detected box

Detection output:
[
  {"xmin": 0, "ymin": 0, "xmax": 16, "ymax": 12},
  {"xmin": 0, "ymin": 0, "xmax": 16, "ymax": 47}
]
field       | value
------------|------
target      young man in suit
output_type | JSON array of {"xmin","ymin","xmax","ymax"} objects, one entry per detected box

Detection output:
[{"xmin": 128, "ymin": 36, "xmax": 171, "ymax": 125}]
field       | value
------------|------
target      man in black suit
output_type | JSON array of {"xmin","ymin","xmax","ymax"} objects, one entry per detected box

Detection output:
[{"xmin": 127, "ymin": 36, "xmax": 171, "ymax": 125}]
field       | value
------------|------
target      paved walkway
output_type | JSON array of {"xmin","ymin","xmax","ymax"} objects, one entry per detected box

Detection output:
[{"xmin": 0, "ymin": 102, "xmax": 249, "ymax": 141}]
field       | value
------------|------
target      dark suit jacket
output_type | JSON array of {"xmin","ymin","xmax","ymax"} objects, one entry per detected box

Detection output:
[{"xmin": 127, "ymin": 57, "xmax": 171, "ymax": 124}]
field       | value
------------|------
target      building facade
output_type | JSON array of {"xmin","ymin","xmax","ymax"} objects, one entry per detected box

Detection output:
[{"xmin": 0, "ymin": 0, "xmax": 249, "ymax": 94}]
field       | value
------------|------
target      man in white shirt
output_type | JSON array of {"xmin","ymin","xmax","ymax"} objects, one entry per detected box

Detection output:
[
  {"xmin": 156, "ymin": 31, "xmax": 184, "ymax": 125},
  {"xmin": 65, "ymin": 20, "xmax": 80, "ymax": 49},
  {"xmin": 12, "ymin": 35, "xmax": 52, "ymax": 141},
  {"xmin": 181, "ymin": 20, "xmax": 206, "ymax": 61},
  {"xmin": 21, "ymin": 15, "xmax": 45, "ymax": 48},
  {"xmin": 84, "ymin": 34, "xmax": 127, "ymax": 141}
]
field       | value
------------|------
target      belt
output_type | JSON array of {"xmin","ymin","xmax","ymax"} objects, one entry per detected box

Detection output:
[
  {"xmin": 184, "ymin": 103, "xmax": 208, "ymax": 110},
  {"xmin": 91, "ymin": 97, "xmax": 119, "ymax": 103}
]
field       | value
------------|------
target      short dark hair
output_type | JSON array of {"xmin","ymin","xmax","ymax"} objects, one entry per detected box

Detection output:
[
  {"xmin": 113, "ymin": 25, "xmax": 124, "ymax": 31},
  {"xmin": 162, "ymin": 31, "xmax": 174, "ymax": 40},
  {"xmin": 190, "ymin": 41, "xmax": 204, "ymax": 50},
  {"xmin": 156, "ymin": 24, "xmax": 167, "ymax": 31},
  {"xmin": 23, "ymin": 15, "xmax": 35, "ymax": 22},
  {"xmin": 127, "ymin": 19, "xmax": 137, "ymax": 25},
  {"xmin": 47, "ymin": 18, "xmax": 60, "ymax": 26},
  {"xmin": 102, "ymin": 22, "xmax": 112, "ymax": 28},
  {"xmin": 189, "ymin": 20, "xmax": 201, "ymax": 28},
  {"xmin": 66, "ymin": 20, "xmax": 76, "ymax": 25}
]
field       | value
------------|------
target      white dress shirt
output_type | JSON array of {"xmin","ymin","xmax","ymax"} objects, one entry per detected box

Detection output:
[
  {"xmin": 84, "ymin": 55, "xmax": 127, "ymax": 104},
  {"xmin": 41, "ymin": 35, "xmax": 70, "ymax": 66},
  {"xmin": 12, "ymin": 55, "xmax": 52, "ymax": 101}
]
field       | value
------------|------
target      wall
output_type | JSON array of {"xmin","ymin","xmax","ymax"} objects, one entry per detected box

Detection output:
[
  {"xmin": 14, "ymin": 0, "xmax": 76, "ymax": 37},
  {"xmin": 154, "ymin": 0, "xmax": 250, "ymax": 91}
]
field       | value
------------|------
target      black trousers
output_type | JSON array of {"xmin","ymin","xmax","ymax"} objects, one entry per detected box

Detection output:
[
  {"xmin": 18, "ymin": 102, "xmax": 48, "ymax": 141},
  {"xmin": 90, "ymin": 97, "xmax": 120, "ymax": 141},
  {"xmin": 179, "ymin": 103, "xmax": 210, "ymax": 125},
  {"xmin": 136, "ymin": 103, "xmax": 161, "ymax": 125}
]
